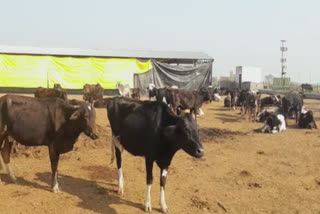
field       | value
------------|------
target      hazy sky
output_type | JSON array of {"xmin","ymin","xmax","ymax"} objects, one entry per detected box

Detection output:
[{"xmin": 0, "ymin": 0, "xmax": 319, "ymax": 83}]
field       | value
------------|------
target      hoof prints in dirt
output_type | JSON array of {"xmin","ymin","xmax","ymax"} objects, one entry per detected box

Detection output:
[
  {"xmin": 200, "ymin": 127, "xmax": 246, "ymax": 143},
  {"xmin": 248, "ymin": 182, "xmax": 262, "ymax": 188},
  {"xmin": 239, "ymin": 170, "xmax": 252, "ymax": 177},
  {"xmin": 190, "ymin": 196, "xmax": 210, "ymax": 211}
]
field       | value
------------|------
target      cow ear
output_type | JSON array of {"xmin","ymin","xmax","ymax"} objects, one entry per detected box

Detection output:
[
  {"xmin": 70, "ymin": 109, "xmax": 82, "ymax": 120},
  {"xmin": 163, "ymin": 125, "xmax": 176, "ymax": 139}
]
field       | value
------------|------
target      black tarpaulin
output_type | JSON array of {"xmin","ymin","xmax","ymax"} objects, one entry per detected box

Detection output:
[{"xmin": 134, "ymin": 60, "xmax": 213, "ymax": 96}]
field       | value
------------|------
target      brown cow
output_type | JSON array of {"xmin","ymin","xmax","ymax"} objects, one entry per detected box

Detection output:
[
  {"xmin": 53, "ymin": 84, "xmax": 63, "ymax": 91},
  {"xmin": 0, "ymin": 95, "xmax": 98, "ymax": 192},
  {"xmin": 131, "ymin": 88, "xmax": 141, "ymax": 100},
  {"xmin": 243, "ymin": 92, "xmax": 261, "ymax": 122},
  {"xmin": 34, "ymin": 87, "xmax": 68, "ymax": 100},
  {"xmin": 170, "ymin": 88, "xmax": 212, "ymax": 118},
  {"xmin": 83, "ymin": 83, "xmax": 104, "ymax": 104}
]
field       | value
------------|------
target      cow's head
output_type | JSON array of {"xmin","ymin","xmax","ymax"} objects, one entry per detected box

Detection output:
[
  {"xmin": 199, "ymin": 88, "xmax": 212, "ymax": 102},
  {"xmin": 256, "ymin": 109, "xmax": 270, "ymax": 122},
  {"xmin": 70, "ymin": 104, "xmax": 98, "ymax": 140},
  {"xmin": 54, "ymin": 84, "xmax": 63, "ymax": 91},
  {"xmin": 60, "ymin": 91, "xmax": 68, "ymax": 100},
  {"xmin": 93, "ymin": 98, "xmax": 109, "ymax": 108},
  {"xmin": 164, "ymin": 113, "xmax": 204, "ymax": 158}
]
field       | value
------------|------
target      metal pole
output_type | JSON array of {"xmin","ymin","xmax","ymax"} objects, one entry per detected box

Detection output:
[{"xmin": 280, "ymin": 40, "xmax": 288, "ymax": 90}]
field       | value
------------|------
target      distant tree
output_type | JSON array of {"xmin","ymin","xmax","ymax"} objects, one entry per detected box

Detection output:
[{"xmin": 264, "ymin": 74, "xmax": 274, "ymax": 87}]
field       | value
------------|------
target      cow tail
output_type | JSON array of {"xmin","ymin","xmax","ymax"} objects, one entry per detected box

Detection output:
[{"xmin": 110, "ymin": 137, "xmax": 115, "ymax": 164}]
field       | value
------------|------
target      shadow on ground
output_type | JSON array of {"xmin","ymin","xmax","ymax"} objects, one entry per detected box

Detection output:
[{"xmin": 200, "ymin": 127, "xmax": 247, "ymax": 143}]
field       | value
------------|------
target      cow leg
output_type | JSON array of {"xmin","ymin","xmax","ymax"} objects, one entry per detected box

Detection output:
[
  {"xmin": 115, "ymin": 147, "xmax": 124, "ymax": 195},
  {"xmin": 0, "ymin": 133, "xmax": 6, "ymax": 171},
  {"xmin": 145, "ymin": 158, "xmax": 154, "ymax": 212},
  {"xmin": 296, "ymin": 111, "xmax": 301, "ymax": 124},
  {"xmin": 48, "ymin": 144, "xmax": 60, "ymax": 193},
  {"xmin": 1, "ymin": 137, "xmax": 16, "ymax": 182},
  {"xmin": 160, "ymin": 167, "xmax": 169, "ymax": 214}
]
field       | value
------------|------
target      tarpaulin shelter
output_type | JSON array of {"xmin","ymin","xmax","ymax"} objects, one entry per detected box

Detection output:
[
  {"xmin": 0, "ymin": 45, "xmax": 213, "ymax": 94},
  {"xmin": 134, "ymin": 60, "xmax": 213, "ymax": 96}
]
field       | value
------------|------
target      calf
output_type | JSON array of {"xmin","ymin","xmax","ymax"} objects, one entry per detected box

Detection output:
[
  {"xmin": 259, "ymin": 114, "xmax": 286, "ymax": 133},
  {"xmin": 83, "ymin": 83, "xmax": 104, "ymax": 104},
  {"xmin": 116, "ymin": 82, "xmax": 131, "ymax": 97},
  {"xmin": 0, "ymin": 95, "xmax": 98, "ymax": 192},
  {"xmin": 298, "ymin": 110, "xmax": 317, "ymax": 129},
  {"xmin": 282, "ymin": 92, "xmax": 304, "ymax": 124},
  {"xmin": 94, "ymin": 97, "xmax": 204, "ymax": 213},
  {"xmin": 34, "ymin": 87, "xmax": 68, "ymax": 100},
  {"xmin": 131, "ymin": 88, "xmax": 141, "ymax": 100},
  {"xmin": 256, "ymin": 107, "xmax": 283, "ymax": 123}
]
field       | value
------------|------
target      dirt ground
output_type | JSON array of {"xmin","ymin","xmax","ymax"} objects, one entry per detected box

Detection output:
[{"xmin": 0, "ymin": 94, "xmax": 320, "ymax": 214}]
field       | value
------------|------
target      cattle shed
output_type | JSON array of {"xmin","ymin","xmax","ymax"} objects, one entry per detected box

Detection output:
[{"xmin": 0, "ymin": 45, "xmax": 214, "ymax": 95}]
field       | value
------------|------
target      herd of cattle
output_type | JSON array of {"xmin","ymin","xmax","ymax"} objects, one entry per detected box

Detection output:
[
  {"xmin": 223, "ymin": 89, "xmax": 317, "ymax": 133},
  {"xmin": 0, "ymin": 83, "xmax": 318, "ymax": 213}
]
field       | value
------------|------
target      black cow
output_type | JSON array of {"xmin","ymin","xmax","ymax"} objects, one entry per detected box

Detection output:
[
  {"xmin": 259, "ymin": 95, "xmax": 281, "ymax": 110},
  {"xmin": 258, "ymin": 114, "xmax": 286, "ymax": 133},
  {"xmin": 301, "ymin": 83, "xmax": 313, "ymax": 92},
  {"xmin": 94, "ymin": 97, "xmax": 204, "ymax": 213},
  {"xmin": 0, "ymin": 95, "xmax": 98, "ymax": 192},
  {"xmin": 256, "ymin": 107, "xmax": 283, "ymax": 123},
  {"xmin": 282, "ymin": 92, "xmax": 304, "ymax": 124},
  {"xmin": 298, "ymin": 110, "xmax": 317, "ymax": 129}
]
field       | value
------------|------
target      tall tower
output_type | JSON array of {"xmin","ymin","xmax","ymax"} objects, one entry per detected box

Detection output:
[{"xmin": 280, "ymin": 40, "xmax": 288, "ymax": 87}]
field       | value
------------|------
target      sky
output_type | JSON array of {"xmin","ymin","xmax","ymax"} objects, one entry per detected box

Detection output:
[{"xmin": 0, "ymin": 0, "xmax": 319, "ymax": 83}]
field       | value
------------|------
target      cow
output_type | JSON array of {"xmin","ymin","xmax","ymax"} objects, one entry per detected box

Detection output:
[
  {"xmin": 147, "ymin": 84, "xmax": 178, "ymax": 104},
  {"xmin": 226, "ymin": 89, "xmax": 239, "ymax": 111},
  {"xmin": 170, "ymin": 88, "xmax": 212, "ymax": 119},
  {"xmin": 83, "ymin": 83, "xmax": 104, "ymax": 104},
  {"xmin": 53, "ymin": 84, "xmax": 63, "ymax": 91},
  {"xmin": 258, "ymin": 114, "xmax": 286, "ymax": 134},
  {"xmin": 94, "ymin": 97, "xmax": 204, "ymax": 213},
  {"xmin": 243, "ymin": 92, "xmax": 261, "ymax": 122},
  {"xmin": 68, "ymin": 99, "xmax": 86, "ymax": 106},
  {"xmin": 116, "ymin": 82, "xmax": 131, "ymax": 97},
  {"xmin": 147, "ymin": 83, "xmax": 156, "ymax": 100},
  {"xmin": 282, "ymin": 92, "xmax": 304, "ymax": 124},
  {"xmin": 0, "ymin": 95, "xmax": 98, "ymax": 192},
  {"xmin": 256, "ymin": 107, "xmax": 284, "ymax": 123},
  {"xmin": 34, "ymin": 87, "xmax": 68, "ymax": 100},
  {"xmin": 259, "ymin": 95, "xmax": 281, "ymax": 112},
  {"xmin": 301, "ymin": 83, "xmax": 313, "ymax": 92},
  {"xmin": 298, "ymin": 110, "xmax": 317, "ymax": 129},
  {"xmin": 131, "ymin": 88, "xmax": 141, "ymax": 100}
]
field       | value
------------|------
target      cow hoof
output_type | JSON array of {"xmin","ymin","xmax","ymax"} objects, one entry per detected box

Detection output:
[
  {"xmin": 10, "ymin": 176, "xmax": 17, "ymax": 184},
  {"xmin": 160, "ymin": 205, "xmax": 169, "ymax": 214},
  {"xmin": 52, "ymin": 184, "xmax": 60, "ymax": 193},
  {"xmin": 118, "ymin": 187, "xmax": 124, "ymax": 196},
  {"xmin": 145, "ymin": 202, "xmax": 152, "ymax": 212}
]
